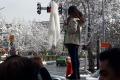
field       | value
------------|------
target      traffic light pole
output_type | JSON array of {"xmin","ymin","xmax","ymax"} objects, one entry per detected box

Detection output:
[
  {"xmin": 100, "ymin": 0, "xmax": 105, "ymax": 52},
  {"xmin": 36, "ymin": 2, "xmax": 62, "ymax": 15},
  {"xmin": 87, "ymin": 0, "xmax": 95, "ymax": 73},
  {"xmin": 96, "ymin": 36, "xmax": 100, "ymax": 70},
  {"xmin": 102, "ymin": 0, "xmax": 105, "ymax": 42}
]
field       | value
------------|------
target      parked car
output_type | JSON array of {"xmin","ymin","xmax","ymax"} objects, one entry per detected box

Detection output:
[
  {"xmin": 0, "ymin": 61, "xmax": 3, "ymax": 64},
  {"xmin": 1, "ymin": 53, "xmax": 8, "ymax": 61},
  {"xmin": 56, "ymin": 56, "xmax": 66, "ymax": 66},
  {"xmin": 87, "ymin": 70, "xmax": 99, "ymax": 80},
  {"xmin": 51, "ymin": 74, "xmax": 66, "ymax": 80},
  {"xmin": 81, "ymin": 70, "xmax": 99, "ymax": 80}
]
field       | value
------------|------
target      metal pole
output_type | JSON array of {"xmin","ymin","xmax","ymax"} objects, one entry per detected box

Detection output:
[
  {"xmin": 102, "ymin": 0, "xmax": 105, "ymax": 42},
  {"xmin": 96, "ymin": 37, "xmax": 100, "ymax": 69},
  {"xmin": 84, "ymin": 51, "xmax": 88, "ymax": 71},
  {"xmin": 62, "ymin": 0, "xmax": 69, "ymax": 51},
  {"xmin": 87, "ymin": 0, "xmax": 95, "ymax": 73}
]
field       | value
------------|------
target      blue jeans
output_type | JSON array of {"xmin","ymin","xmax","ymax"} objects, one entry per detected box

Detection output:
[{"xmin": 65, "ymin": 44, "xmax": 80, "ymax": 79}]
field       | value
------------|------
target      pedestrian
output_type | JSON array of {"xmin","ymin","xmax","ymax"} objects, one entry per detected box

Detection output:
[
  {"xmin": 66, "ymin": 56, "xmax": 73, "ymax": 79},
  {"xmin": 99, "ymin": 48, "xmax": 120, "ymax": 80},
  {"xmin": 31, "ymin": 56, "xmax": 52, "ymax": 80},
  {"xmin": 64, "ymin": 5, "xmax": 85, "ymax": 80}
]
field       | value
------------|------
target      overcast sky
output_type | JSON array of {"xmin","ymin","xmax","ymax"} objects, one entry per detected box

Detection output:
[{"xmin": 0, "ymin": 0, "xmax": 51, "ymax": 22}]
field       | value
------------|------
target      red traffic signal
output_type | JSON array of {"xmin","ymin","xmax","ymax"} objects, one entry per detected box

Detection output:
[{"xmin": 47, "ymin": 7, "xmax": 51, "ymax": 13}]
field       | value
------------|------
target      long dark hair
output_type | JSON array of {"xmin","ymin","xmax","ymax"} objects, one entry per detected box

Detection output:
[
  {"xmin": 0, "ymin": 55, "xmax": 38, "ymax": 80},
  {"xmin": 67, "ymin": 5, "xmax": 85, "ymax": 25}
]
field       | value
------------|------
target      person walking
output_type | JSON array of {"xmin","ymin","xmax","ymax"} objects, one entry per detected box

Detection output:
[
  {"xmin": 66, "ymin": 56, "xmax": 73, "ymax": 79},
  {"xmin": 64, "ymin": 5, "xmax": 85, "ymax": 80}
]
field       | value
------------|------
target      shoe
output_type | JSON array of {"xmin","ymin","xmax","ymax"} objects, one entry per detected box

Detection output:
[
  {"xmin": 66, "ymin": 75, "xmax": 80, "ymax": 80},
  {"xmin": 66, "ymin": 75, "xmax": 75, "ymax": 80}
]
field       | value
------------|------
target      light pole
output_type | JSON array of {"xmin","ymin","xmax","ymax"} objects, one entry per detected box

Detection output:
[
  {"xmin": 86, "ymin": 0, "xmax": 95, "ymax": 73},
  {"xmin": 102, "ymin": 0, "xmax": 105, "ymax": 42}
]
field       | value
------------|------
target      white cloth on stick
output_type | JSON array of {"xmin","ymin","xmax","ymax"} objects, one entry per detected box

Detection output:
[{"xmin": 48, "ymin": 1, "xmax": 61, "ymax": 49}]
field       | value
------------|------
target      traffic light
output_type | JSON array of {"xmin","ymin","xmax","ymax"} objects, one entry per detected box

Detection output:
[
  {"xmin": 47, "ymin": 7, "xmax": 51, "ymax": 13},
  {"xmin": 88, "ymin": 27, "xmax": 91, "ymax": 32},
  {"xmin": 10, "ymin": 42, "xmax": 13, "ymax": 47},
  {"xmin": 37, "ymin": 3, "xmax": 41, "ymax": 14},
  {"xmin": 58, "ymin": 4, "xmax": 62, "ymax": 15}
]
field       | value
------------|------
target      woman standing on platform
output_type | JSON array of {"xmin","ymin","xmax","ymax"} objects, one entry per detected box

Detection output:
[{"xmin": 64, "ymin": 5, "xmax": 85, "ymax": 80}]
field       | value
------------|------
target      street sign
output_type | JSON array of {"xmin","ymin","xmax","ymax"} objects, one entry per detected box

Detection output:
[{"xmin": 101, "ymin": 42, "xmax": 111, "ymax": 48}]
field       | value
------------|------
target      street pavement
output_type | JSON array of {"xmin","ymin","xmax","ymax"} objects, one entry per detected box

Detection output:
[{"xmin": 45, "ymin": 58, "xmax": 88, "ymax": 77}]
